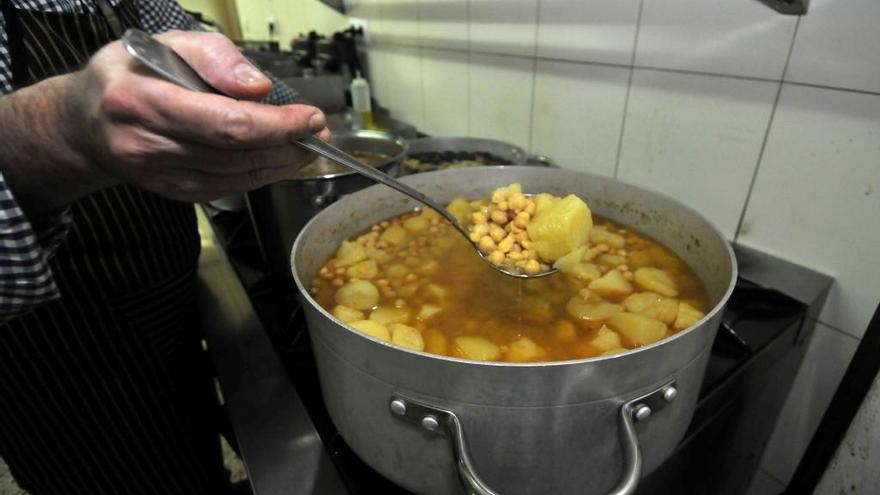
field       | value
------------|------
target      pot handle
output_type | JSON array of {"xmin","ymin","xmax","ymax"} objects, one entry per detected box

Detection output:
[
  {"xmin": 389, "ymin": 379, "xmax": 678, "ymax": 495},
  {"xmin": 525, "ymin": 154, "xmax": 557, "ymax": 168}
]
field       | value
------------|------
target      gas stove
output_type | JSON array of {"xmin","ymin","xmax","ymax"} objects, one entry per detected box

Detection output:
[{"xmin": 204, "ymin": 204, "xmax": 830, "ymax": 495}]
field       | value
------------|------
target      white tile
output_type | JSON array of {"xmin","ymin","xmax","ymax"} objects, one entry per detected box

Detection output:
[
  {"xmin": 760, "ymin": 323, "xmax": 858, "ymax": 485},
  {"xmin": 786, "ymin": 0, "xmax": 880, "ymax": 93},
  {"xmin": 536, "ymin": 0, "xmax": 640, "ymax": 66},
  {"xmin": 530, "ymin": 60, "xmax": 629, "ymax": 177},
  {"xmin": 617, "ymin": 69, "xmax": 777, "ymax": 239},
  {"xmin": 382, "ymin": 45, "xmax": 425, "ymax": 130},
  {"xmin": 816, "ymin": 373, "xmax": 880, "ymax": 494},
  {"xmin": 737, "ymin": 84, "xmax": 880, "ymax": 337},
  {"xmin": 375, "ymin": 0, "xmax": 419, "ymax": 45},
  {"xmin": 468, "ymin": 53, "xmax": 534, "ymax": 150},
  {"xmin": 367, "ymin": 47, "xmax": 391, "ymax": 104},
  {"xmin": 468, "ymin": 0, "xmax": 538, "ymax": 57},
  {"xmin": 636, "ymin": 0, "xmax": 797, "ymax": 80},
  {"xmin": 418, "ymin": 0, "xmax": 468, "ymax": 51},
  {"xmin": 747, "ymin": 468, "xmax": 785, "ymax": 495},
  {"xmin": 420, "ymin": 48, "xmax": 469, "ymax": 136}
]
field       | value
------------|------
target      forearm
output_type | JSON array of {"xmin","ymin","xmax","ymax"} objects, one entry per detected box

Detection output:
[{"xmin": 0, "ymin": 74, "xmax": 112, "ymax": 217}]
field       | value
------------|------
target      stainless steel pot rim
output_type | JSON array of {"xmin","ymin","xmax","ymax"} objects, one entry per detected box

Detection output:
[
  {"xmin": 408, "ymin": 136, "xmax": 528, "ymax": 158},
  {"xmin": 311, "ymin": 328, "xmax": 713, "ymax": 407},
  {"xmin": 292, "ymin": 166, "xmax": 738, "ymax": 369},
  {"xmin": 285, "ymin": 130, "xmax": 409, "ymax": 182}
]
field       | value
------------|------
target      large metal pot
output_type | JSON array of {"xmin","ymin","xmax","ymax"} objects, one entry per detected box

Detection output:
[
  {"xmin": 291, "ymin": 167, "xmax": 737, "ymax": 495},
  {"xmin": 247, "ymin": 130, "xmax": 407, "ymax": 276},
  {"xmin": 404, "ymin": 137, "xmax": 556, "ymax": 172}
]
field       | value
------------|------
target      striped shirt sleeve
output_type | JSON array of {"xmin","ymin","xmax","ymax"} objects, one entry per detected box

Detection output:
[{"xmin": 0, "ymin": 171, "xmax": 71, "ymax": 318}]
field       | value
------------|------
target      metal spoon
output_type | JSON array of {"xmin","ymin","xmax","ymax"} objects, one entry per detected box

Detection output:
[{"xmin": 121, "ymin": 28, "xmax": 558, "ymax": 279}]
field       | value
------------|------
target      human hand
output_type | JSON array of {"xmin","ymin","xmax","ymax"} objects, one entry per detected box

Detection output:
[{"xmin": 63, "ymin": 30, "xmax": 329, "ymax": 202}]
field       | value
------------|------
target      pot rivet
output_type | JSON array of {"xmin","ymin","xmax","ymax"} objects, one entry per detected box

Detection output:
[
  {"xmin": 634, "ymin": 404, "xmax": 652, "ymax": 422},
  {"xmin": 390, "ymin": 399, "xmax": 407, "ymax": 416},
  {"xmin": 663, "ymin": 386, "xmax": 678, "ymax": 402},
  {"xmin": 421, "ymin": 415, "xmax": 440, "ymax": 432}
]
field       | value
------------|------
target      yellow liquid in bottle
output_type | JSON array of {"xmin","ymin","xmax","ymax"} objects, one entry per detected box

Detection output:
[{"xmin": 361, "ymin": 111, "xmax": 375, "ymax": 130}]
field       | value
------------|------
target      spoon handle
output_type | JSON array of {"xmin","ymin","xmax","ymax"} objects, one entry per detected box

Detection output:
[{"xmin": 296, "ymin": 136, "xmax": 464, "ymax": 229}]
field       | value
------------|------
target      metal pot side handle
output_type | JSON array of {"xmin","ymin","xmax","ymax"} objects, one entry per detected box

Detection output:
[
  {"xmin": 389, "ymin": 379, "xmax": 678, "ymax": 495},
  {"xmin": 525, "ymin": 154, "xmax": 557, "ymax": 168}
]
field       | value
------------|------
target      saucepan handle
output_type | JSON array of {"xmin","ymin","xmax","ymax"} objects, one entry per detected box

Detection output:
[{"xmin": 389, "ymin": 379, "xmax": 678, "ymax": 495}]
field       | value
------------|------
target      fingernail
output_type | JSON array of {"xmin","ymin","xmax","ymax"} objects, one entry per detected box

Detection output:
[
  {"xmin": 309, "ymin": 112, "xmax": 326, "ymax": 131},
  {"xmin": 234, "ymin": 62, "xmax": 266, "ymax": 85}
]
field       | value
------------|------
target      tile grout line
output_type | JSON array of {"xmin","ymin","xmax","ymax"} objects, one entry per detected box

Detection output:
[
  {"xmin": 733, "ymin": 16, "xmax": 802, "ymax": 243},
  {"xmin": 813, "ymin": 318, "xmax": 862, "ymax": 342},
  {"xmin": 527, "ymin": 0, "xmax": 542, "ymax": 153},
  {"xmin": 613, "ymin": 0, "xmax": 645, "ymax": 180},
  {"xmin": 370, "ymin": 40, "xmax": 880, "ymax": 98}
]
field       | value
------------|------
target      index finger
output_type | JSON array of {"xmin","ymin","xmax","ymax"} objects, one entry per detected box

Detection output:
[{"xmin": 129, "ymin": 77, "xmax": 326, "ymax": 148}]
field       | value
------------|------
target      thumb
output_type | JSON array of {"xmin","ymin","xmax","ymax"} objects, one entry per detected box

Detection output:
[{"xmin": 156, "ymin": 30, "xmax": 272, "ymax": 101}]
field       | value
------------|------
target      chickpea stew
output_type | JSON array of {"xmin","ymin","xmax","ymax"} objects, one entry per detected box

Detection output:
[{"xmin": 309, "ymin": 187, "xmax": 710, "ymax": 363}]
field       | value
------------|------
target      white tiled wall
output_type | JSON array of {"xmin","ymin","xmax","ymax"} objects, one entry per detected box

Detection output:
[{"xmin": 355, "ymin": 0, "xmax": 880, "ymax": 490}]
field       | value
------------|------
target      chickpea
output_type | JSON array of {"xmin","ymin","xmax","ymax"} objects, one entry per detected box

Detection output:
[
  {"xmin": 380, "ymin": 221, "xmax": 390, "ymax": 228},
  {"xmin": 498, "ymin": 236, "xmax": 515, "ymax": 253},
  {"xmin": 524, "ymin": 259, "xmax": 542, "ymax": 275},
  {"xmin": 508, "ymin": 251, "xmax": 523, "ymax": 261},
  {"xmin": 469, "ymin": 231, "xmax": 482, "ymax": 243},
  {"xmin": 472, "ymin": 212, "xmax": 488, "ymax": 225},
  {"xmin": 522, "ymin": 239, "xmax": 533, "ymax": 250},
  {"xmin": 524, "ymin": 200, "xmax": 536, "ymax": 215},
  {"xmin": 371, "ymin": 224, "xmax": 381, "ymax": 232},
  {"xmin": 332, "ymin": 278, "xmax": 345, "ymax": 287},
  {"xmin": 497, "ymin": 201, "xmax": 509, "ymax": 211},
  {"xmin": 310, "ymin": 287, "xmax": 319, "ymax": 295},
  {"xmin": 596, "ymin": 243, "xmax": 609, "ymax": 253},
  {"xmin": 489, "ymin": 224, "xmax": 506, "ymax": 242},
  {"xmin": 394, "ymin": 299, "xmax": 407, "ymax": 308},
  {"xmin": 376, "ymin": 278, "xmax": 390, "ymax": 287},
  {"xmin": 509, "ymin": 193, "xmax": 526, "ymax": 211},
  {"xmin": 514, "ymin": 211, "xmax": 530, "ymax": 228},
  {"xmin": 618, "ymin": 264, "xmax": 629, "ymax": 272},
  {"xmin": 405, "ymin": 273, "xmax": 418, "ymax": 283},
  {"xmin": 617, "ymin": 249, "xmax": 627, "ymax": 257},
  {"xmin": 490, "ymin": 209, "xmax": 508, "ymax": 225},
  {"xmin": 335, "ymin": 267, "xmax": 345, "ymax": 276},
  {"xmin": 479, "ymin": 236, "xmax": 497, "ymax": 252},
  {"xmin": 492, "ymin": 190, "xmax": 508, "ymax": 203},
  {"xmin": 489, "ymin": 250, "xmax": 505, "ymax": 265},
  {"xmin": 624, "ymin": 272, "xmax": 634, "ymax": 281},
  {"xmin": 473, "ymin": 224, "xmax": 490, "ymax": 237}
]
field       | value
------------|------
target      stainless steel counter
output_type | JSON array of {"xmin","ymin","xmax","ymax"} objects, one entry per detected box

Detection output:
[{"xmin": 195, "ymin": 207, "xmax": 346, "ymax": 495}]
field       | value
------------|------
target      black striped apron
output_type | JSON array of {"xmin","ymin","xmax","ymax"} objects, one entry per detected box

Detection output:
[{"xmin": 0, "ymin": 2, "xmax": 227, "ymax": 494}]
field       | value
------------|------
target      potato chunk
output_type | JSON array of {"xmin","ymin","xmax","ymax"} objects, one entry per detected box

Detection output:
[
  {"xmin": 607, "ymin": 313, "xmax": 667, "ymax": 346},
  {"xmin": 589, "ymin": 325, "xmax": 623, "ymax": 351},
  {"xmin": 565, "ymin": 297, "xmax": 623, "ymax": 323},
  {"xmin": 424, "ymin": 328, "xmax": 448, "ymax": 355},
  {"xmin": 332, "ymin": 305, "xmax": 364, "ymax": 323},
  {"xmin": 674, "ymin": 302, "xmax": 705, "ymax": 330},
  {"xmin": 588, "ymin": 269, "xmax": 634, "ymax": 298},
  {"xmin": 590, "ymin": 226, "xmax": 625, "ymax": 249},
  {"xmin": 346, "ymin": 259, "xmax": 378, "ymax": 279},
  {"xmin": 553, "ymin": 320, "xmax": 578, "ymax": 343},
  {"xmin": 369, "ymin": 307, "xmax": 411, "ymax": 325},
  {"xmin": 334, "ymin": 280, "xmax": 380, "ymax": 310},
  {"xmin": 527, "ymin": 194, "xmax": 592, "ymax": 262},
  {"xmin": 390, "ymin": 324, "xmax": 425, "ymax": 351},
  {"xmin": 633, "ymin": 267, "xmax": 679, "ymax": 297},
  {"xmin": 506, "ymin": 337, "xmax": 546, "ymax": 362},
  {"xmin": 349, "ymin": 320, "xmax": 391, "ymax": 342},
  {"xmin": 417, "ymin": 304, "xmax": 442, "ymax": 320},
  {"xmin": 403, "ymin": 215, "xmax": 429, "ymax": 233},
  {"xmin": 453, "ymin": 336, "xmax": 501, "ymax": 361},
  {"xmin": 623, "ymin": 292, "xmax": 679, "ymax": 325},
  {"xmin": 380, "ymin": 225, "xmax": 409, "ymax": 245},
  {"xmin": 553, "ymin": 246, "xmax": 587, "ymax": 274},
  {"xmin": 446, "ymin": 197, "xmax": 473, "ymax": 225},
  {"xmin": 334, "ymin": 241, "xmax": 368, "ymax": 267}
]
